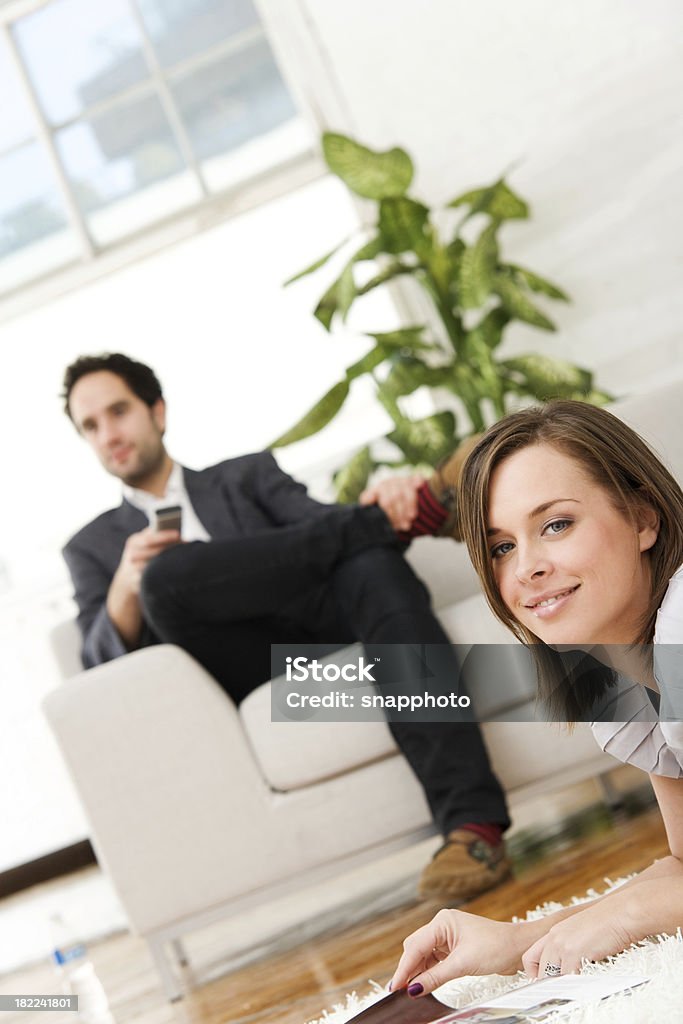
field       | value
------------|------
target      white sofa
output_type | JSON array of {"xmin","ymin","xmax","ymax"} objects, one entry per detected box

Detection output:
[{"xmin": 44, "ymin": 380, "xmax": 683, "ymax": 1001}]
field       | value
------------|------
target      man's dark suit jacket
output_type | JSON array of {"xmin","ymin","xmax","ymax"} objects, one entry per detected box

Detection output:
[{"xmin": 63, "ymin": 452, "xmax": 330, "ymax": 669}]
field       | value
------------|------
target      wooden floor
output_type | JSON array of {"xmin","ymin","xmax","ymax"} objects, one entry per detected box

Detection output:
[{"xmin": 0, "ymin": 802, "xmax": 669, "ymax": 1024}]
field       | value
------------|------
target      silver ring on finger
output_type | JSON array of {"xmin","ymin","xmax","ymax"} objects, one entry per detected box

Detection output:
[{"xmin": 544, "ymin": 962, "xmax": 562, "ymax": 977}]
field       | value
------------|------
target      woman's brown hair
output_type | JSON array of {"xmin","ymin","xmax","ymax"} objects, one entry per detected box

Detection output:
[{"xmin": 458, "ymin": 400, "xmax": 683, "ymax": 720}]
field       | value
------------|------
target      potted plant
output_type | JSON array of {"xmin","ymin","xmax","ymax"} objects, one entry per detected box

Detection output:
[{"xmin": 272, "ymin": 133, "xmax": 610, "ymax": 500}]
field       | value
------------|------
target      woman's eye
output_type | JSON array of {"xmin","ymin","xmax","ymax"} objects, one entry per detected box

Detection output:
[
  {"xmin": 544, "ymin": 518, "xmax": 572, "ymax": 536},
  {"xmin": 491, "ymin": 541, "xmax": 514, "ymax": 559}
]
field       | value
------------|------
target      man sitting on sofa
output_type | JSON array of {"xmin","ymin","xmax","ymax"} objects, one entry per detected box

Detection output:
[{"xmin": 61, "ymin": 351, "xmax": 510, "ymax": 901}]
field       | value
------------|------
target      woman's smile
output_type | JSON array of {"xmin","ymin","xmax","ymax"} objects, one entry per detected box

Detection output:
[{"xmin": 524, "ymin": 584, "xmax": 580, "ymax": 617}]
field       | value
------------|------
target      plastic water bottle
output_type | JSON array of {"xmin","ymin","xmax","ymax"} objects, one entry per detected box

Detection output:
[{"xmin": 49, "ymin": 914, "xmax": 115, "ymax": 1024}]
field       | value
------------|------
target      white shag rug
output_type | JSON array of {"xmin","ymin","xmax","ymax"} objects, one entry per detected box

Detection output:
[{"xmin": 307, "ymin": 878, "xmax": 683, "ymax": 1024}]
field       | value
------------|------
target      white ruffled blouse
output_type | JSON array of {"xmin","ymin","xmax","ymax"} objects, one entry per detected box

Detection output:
[{"xmin": 590, "ymin": 565, "xmax": 683, "ymax": 778}]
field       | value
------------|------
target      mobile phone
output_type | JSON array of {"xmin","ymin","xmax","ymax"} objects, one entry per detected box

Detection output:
[{"xmin": 154, "ymin": 505, "xmax": 182, "ymax": 533}]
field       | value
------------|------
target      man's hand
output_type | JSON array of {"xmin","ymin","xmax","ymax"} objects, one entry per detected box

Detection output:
[
  {"xmin": 360, "ymin": 473, "xmax": 426, "ymax": 532},
  {"xmin": 106, "ymin": 527, "xmax": 180, "ymax": 648},
  {"xmin": 389, "ymin": 908, "xmax": 531, "ymax": 995},
  {"xmin": 111, "ymin": 527, "xmax": 180, "ymax": 597}
]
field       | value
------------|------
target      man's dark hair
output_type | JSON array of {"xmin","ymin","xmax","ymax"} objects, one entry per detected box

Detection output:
[{"xmin": 62, "ymin": 353, "xmax": 163, "ymax": 420}]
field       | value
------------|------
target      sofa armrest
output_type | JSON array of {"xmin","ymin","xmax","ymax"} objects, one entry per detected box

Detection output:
[
  {"xmin": 42, "ymin": 645, "xmax": 275, "ymax": 934},
  {"xmin": 49, "ymin": 619, "xmax": 84, "ymax": 681}
]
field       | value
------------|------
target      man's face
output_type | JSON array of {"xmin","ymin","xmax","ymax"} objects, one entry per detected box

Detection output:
[{"xmin": 68, "ymin": 370, "xmax": 167, "ymax": 487}]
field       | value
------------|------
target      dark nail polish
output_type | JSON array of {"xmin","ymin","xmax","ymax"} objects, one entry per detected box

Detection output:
[{"xmin": 407, "ymin": 983, "xmax": 424, "ymax": 997}]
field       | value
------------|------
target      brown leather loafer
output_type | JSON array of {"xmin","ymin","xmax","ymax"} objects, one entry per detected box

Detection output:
[{"xmin": 418, "ymin": 829, "xmax": 512, "ymax": 901}]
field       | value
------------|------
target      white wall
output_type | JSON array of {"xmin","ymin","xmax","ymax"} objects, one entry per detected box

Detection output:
[{"xmin": 263, "ymin": 0, "xmax": 683, "ymax": 394}]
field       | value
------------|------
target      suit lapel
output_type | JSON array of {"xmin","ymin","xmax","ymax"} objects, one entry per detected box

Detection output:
[
  {"xmin": 115, "ymin": 500, "xmax": 148, "ymax": 534},
  {"xmin": 94, "ymin": 501, "xmax": 148, "ymax": 572},
  {"xmin": 183, "ymin": 465, "xmax": 235, "ymax": 538}
]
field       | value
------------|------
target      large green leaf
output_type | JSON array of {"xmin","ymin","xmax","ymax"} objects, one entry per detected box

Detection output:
[
  {"xmin": 381, "ymin": 357, "xmax": 453, "ymax": 400},
  {"xmin": 314, "ymin": 278, "xmax": 340, "ymax": 331},
  {"xmin": 501, "ymin": 354, "xmax": 594, "ymax": 400},
  {"xmin": 337, "ymin": 262, "xmax": 356, "ymax": 320},
  {"xmin": 388, "ymin": 411, "xmax": 458, "ymax": 465},
  {"xmin": 284, "ymin": 237, "xmax": 351, "ymax": 286},
  {"xmin": 468, "ymin": 307, "xmax": 510, "ymax": 350},
  {"xmin": 345, "ymin": 345, "xmax": 388, "ymax": 380},
  {"xmin": 356, "ymin": 261, "xmax": 413, "ymax": 296},
  {"xmin": 505, "ymin": 263, "xmax": 570, "ymax": 301},
  {"xmin": 270, "ymin": 381, "xmax": 350, "ymax": 447},
  {"xmin": 444, "ymin": 364, "xmax": 487, "ymax": 432},
  {"xmin": 446, "ymin": 236, "xmax": 466, "ymax": 271},
  {"xmin": 464, "ymin": 329, "xmax": 505, "ymax": 408},
  {"xmin": 425, "ymin": 242, "xmax": 453, "ymax": 297},
  {"xmin": 323, "ymin": 133, "xmax": 414, "ymax": 199},
  {"xmin": 334, "ymin": 446, "xmax": 375, "ymax": 503},
  {"xmin": 493, "ymin": 274, "xmax": 556, "ymax": 331},
  {"xmin": 367, "ymin": 327, "xmax": 433, "ymax": 351},
  {"xmin": 352, "ymin": 235, "xmax": 384, "ymax": 261},
  {"xmin": 313, "ymin": 262, "xmax": 356, "ymax": 329},
  {"xmin": 583, "ymin": 389, "xmax": 614, "ymax": 406},
  {"xmin": 444, "ymin": 237, "xmax": 466, "ymax": 301},
  {"xmin": 378, "ymin": 197, "xmax": 430, "ymax": 255},
  {"xmin": 448, "ymin": 179, "xmax": 529, "ymax": 220},
  {"xmin": 459, "ymin": 221, "xmax": 499, "ymax": 309}
]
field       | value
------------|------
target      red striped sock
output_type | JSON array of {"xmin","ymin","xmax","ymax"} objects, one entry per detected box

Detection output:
[
  {"xmin": 397, "ymin": 481, "xmax": 448, "ymax": 541},
  {"xmin": 458, "ymin": 823, "xmax": 503, "ymax": 846}
]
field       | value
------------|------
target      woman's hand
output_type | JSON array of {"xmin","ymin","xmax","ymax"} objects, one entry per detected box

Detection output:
[
  {"xmin": 389, "ymin": 909, "xmax": 531, "ymax": 995},
  {"xmin": 521, "ymin": 897, "xmax": 634, "ymax": 978},
  {"xmin": 523, "ymin": 874, "xmax": 683, "ymax": 978}
]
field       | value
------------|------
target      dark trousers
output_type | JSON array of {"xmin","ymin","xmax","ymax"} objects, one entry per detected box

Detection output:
[{"xmin": 140, "ymin": 505, "xmax": 510, "ymax": 836}]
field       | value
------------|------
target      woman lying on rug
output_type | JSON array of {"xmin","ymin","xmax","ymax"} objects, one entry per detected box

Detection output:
[{"xmin": 389, "ymin": 400, "xmax": 683, "ymax": 993}]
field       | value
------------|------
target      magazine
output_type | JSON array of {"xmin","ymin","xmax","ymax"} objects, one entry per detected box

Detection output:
[{"xmin": 344, "ymin": 975, "xmax": 649, "ymax": 1024}]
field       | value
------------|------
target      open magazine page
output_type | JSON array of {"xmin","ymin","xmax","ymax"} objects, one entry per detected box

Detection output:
[{"xmin": 344, "ymin": 976, "xmax": 649, "ymax": 1024}]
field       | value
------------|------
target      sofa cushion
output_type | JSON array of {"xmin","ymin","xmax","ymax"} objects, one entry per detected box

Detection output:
[
  {"xmin": 239, "ymin": 675, "xmax": 611, "ymax": 796},
  {"xmin": 239, "ymin": 675, "xmax": 398, "ymax": 791},
  {"xmin": 240, "ymin": 595, "xmax": 535, "ymax": 792}
]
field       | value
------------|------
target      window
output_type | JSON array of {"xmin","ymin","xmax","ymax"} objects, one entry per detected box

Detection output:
[{"xmin": 0, "ymin": 0, "xmax": 313, "ymax": 296}]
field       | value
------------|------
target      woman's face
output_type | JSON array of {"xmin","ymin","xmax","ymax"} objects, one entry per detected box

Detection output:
[{"xmin": 487, "ymin": 443, "xmax": 658, "ymax": 646}]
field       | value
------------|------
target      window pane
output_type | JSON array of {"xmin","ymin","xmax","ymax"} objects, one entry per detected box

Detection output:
[
  {"xmin": 0, "ymin": 36, "xmax": 35, "ymax": 152},
  {"xmin": 13, "ymin": 0, "xmax": 147, "ymax": 126},
  {"xmin": 0, "ymin": 143, "xmax": 79, "ymax": 292},
  {"xmin": 138, "ymin": 0, "xmax": 260, "ymax": 68},
  {"xmin": 55, "ymin": 91, "xmax": 200, "ymax": 245},
  {"xmin": 171, "ymin": 38, "xmax": 307, "ymax": 191}
]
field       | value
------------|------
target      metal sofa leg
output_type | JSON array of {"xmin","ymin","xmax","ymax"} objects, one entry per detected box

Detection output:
[
  {"xmin": 148, "ymin": 936, "xmax": 183, "ymax": 1002},
  {"xmin": 171, "ymin": 937, "xmax": 189, "ymax": 968}
]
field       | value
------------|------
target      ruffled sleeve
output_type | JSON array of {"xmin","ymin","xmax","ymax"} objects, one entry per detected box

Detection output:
[{"xmin": 590, "ymin": 565, "xmax": 683, "ymax": 778}]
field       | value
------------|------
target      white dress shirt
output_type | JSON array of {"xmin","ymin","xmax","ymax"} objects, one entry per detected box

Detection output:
[{"xmin": 122, "ymin": 462, "xmax": 211, "ymax": 542}]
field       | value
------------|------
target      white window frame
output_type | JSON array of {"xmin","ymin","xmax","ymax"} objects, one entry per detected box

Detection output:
[{"xmin": 0, "ymin": 0, "xmax": 338, "ymax": 323}]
